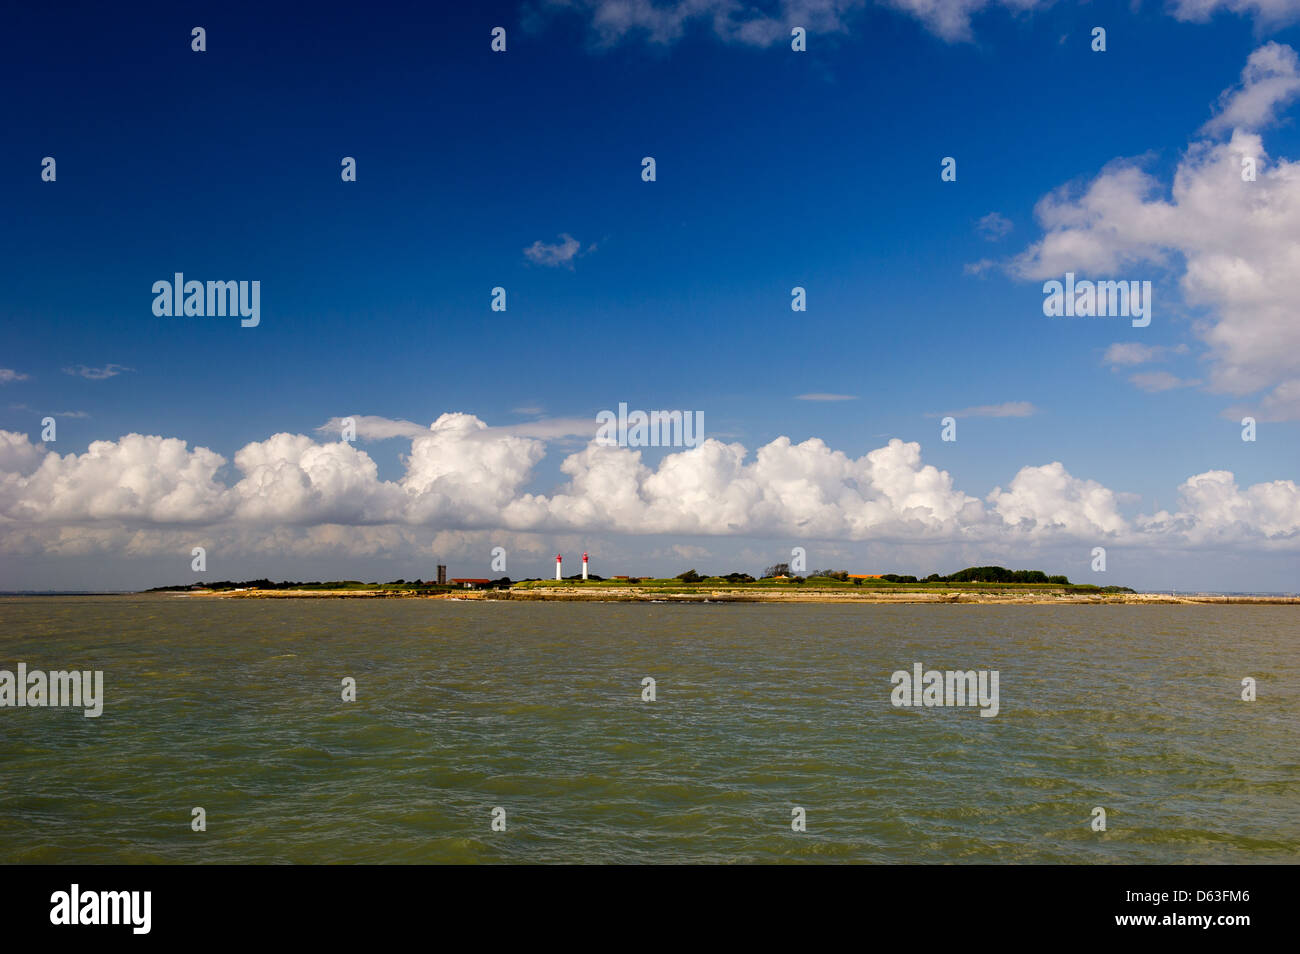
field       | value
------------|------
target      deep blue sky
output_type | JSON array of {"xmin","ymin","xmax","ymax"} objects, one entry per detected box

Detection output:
[{"xmin": 2, "ymin": 0, "xmax": 1298, "ymax": 589}]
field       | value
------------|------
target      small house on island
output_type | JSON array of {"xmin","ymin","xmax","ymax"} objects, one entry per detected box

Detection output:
[{"xmin": 451, "ymin": 578, "xmax": 491, "ymax": 589}]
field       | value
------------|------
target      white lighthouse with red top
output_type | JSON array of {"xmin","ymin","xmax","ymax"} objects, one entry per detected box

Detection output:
[
  {"xmin": 555, "ymin": 554, "xmax": 562, "ymax": 581},
  {"xmin": 582, "ymin": 551, "xmax": 589, "ymax": 580}
]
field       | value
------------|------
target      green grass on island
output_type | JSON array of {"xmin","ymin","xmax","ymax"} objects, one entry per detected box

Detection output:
[{"xmin": 145, "ymin": 566, "xmax": 1136, "ymax": 595}]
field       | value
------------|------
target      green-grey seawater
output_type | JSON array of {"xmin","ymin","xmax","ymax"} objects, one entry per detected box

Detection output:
[{"xmin": 1, "ymin": 595, "xmax": 1296, "ymax": 863}]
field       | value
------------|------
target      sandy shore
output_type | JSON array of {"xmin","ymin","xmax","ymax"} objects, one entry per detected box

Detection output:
[{"xmin": 180, "ymin": 587, "xmax": 1299, "ymax": 605}]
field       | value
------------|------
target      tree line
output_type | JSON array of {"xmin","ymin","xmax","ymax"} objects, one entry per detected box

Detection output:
[{"xmin": 671, "ymin": 565, "xmax": 1076, "ymax": 585}]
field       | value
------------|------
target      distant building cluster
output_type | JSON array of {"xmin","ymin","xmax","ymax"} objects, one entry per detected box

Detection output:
[{"xmin": 436, "ymin": 552, "xmax": 598, "ymax": 588}]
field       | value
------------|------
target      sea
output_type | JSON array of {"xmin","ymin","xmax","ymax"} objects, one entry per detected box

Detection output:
[{"xmin": 1, "ymin": 595, "xmax": 1295, "ymax": 863}]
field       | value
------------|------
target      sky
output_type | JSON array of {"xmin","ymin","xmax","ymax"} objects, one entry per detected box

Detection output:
[{"xmin": 2, "ymin": 0, "xmax": 1299, "ymax": 592}]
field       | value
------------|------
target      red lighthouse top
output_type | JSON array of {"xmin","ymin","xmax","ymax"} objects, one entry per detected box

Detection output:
[
  {"xmin": 583, "ymin": 552, "xmax": 588, "ymax": 561},
  {"xmin": 556, "ymin": 554, "xmax": 561, "ymax": 561}
]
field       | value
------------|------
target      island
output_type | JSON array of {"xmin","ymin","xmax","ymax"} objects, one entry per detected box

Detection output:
[{"xmin": 143, "ymin": 566, "xmax": 1298, "ymax": 605}]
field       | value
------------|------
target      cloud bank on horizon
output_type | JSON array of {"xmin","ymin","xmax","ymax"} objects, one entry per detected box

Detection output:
[{"xmin": 1, "ymin": 414, "xmax": 1295, "ymax": 560}]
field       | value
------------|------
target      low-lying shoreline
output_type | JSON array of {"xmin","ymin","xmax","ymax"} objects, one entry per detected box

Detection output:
[{"xmin": 178, "ymin": 587, "xmax": 1299, "ymax": 605}]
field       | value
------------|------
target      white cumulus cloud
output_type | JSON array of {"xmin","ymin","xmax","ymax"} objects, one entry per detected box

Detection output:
[
  {"xmin": 1009, "ymin": 44, "xmax": 1300, "ymax": 420},
  {"xmin": 1170, "ymin": 0, "xmax": 1300, "ymax": 30},
  {"xmin": 523, "ymin": 233, "xmax": 586, "ymax": 268},
  {"xmin": 1202, "ymin": 41, "xmax": 1300, "ymax": 135},
  {"xmin": 536, "ymin": 1, "xmax": 1300, "ymax": 47}
]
